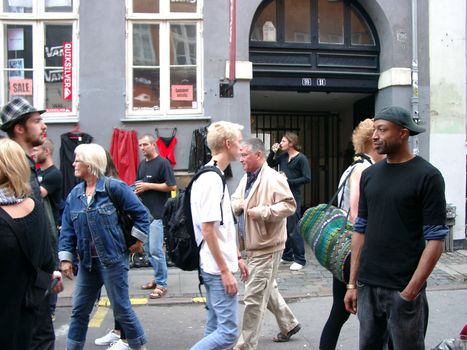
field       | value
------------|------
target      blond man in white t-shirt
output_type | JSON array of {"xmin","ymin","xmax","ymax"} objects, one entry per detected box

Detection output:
[{"xmin": 190, "ymin": 121, "xmax": 249, "ymax": 350}]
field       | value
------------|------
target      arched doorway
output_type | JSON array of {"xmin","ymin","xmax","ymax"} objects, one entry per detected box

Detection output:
[{"xmin": 249, "ymin": 0, "xmax": 380, "ymax": 208}]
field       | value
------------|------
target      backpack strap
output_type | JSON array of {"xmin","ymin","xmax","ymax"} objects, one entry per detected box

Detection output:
[{"xmin": 190, "ymin": 164, "xmax": 226, "ymax": 225}]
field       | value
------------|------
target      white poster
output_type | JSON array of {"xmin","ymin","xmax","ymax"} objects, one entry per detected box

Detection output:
[
  {"xmin": 8, "ymin": 0, "xmax": 32, "ymax": 7},
  {"xmin": 45, "ymin": 0, "xmax": 72, "ymax": 7},
  {"xmin": 7, "ymin": 28, "xmax": 24, "ymax": 51}
]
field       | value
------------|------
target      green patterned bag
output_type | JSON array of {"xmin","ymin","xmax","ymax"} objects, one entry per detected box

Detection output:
[{"xmin": 299, "ymin": 204, "xmax": 352, "ymax": 283}]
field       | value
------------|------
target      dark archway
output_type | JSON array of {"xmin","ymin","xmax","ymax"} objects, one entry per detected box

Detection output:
[{"xmin": 249, "ymin": 0, "xmax": 381, "ymax": 206}]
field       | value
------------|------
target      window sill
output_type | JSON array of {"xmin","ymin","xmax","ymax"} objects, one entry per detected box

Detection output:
[{"xmin": 121, "ymin": 115, "xmax": 211, "ymax": 122}]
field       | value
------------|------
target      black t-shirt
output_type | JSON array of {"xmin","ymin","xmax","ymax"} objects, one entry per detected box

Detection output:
[
  {"xmin": 38, "ymin": 165, "xmax": 63, "ymax": 224},
  {"xmin": 136, "ymin": 156, "xmax": 176, "ymax": 219},
  {"xmin": 358, "ymin": 156, "xmax": 447, "ymax": 290}
]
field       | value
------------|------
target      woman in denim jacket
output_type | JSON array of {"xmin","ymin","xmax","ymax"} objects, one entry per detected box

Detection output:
[{"xmin": 58, "ymin": 143, "xmax": 150, "ymax": 350}]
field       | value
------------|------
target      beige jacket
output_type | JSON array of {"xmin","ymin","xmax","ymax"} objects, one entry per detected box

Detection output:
[{"xmin": 231, "ymin": 162, "xmax": 296, "ymax": 257}]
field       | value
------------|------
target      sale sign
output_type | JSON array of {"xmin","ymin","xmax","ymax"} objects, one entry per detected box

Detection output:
[
  {"xmin": 63, "ymin": 42, "xmax": 72, "ymax": 100},
  {"xmin": 9, "ymin": 79, "xmax": 33, "ymax": 96},
  {"xmin": 171, "ymin": 85, "xmax": 193, "ymax": 101}
]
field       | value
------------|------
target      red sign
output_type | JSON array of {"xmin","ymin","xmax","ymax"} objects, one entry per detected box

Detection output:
[
  {"xmin": 171, "ymin": 85, "xmax": 193, "ymax": 101},
  {"xmin": 63, "ymin": 42, "xmax": 72, "ymax": 100},
  {"xmin": 9, "ymin": 79, "xmax": 33, "ymax": 96}
]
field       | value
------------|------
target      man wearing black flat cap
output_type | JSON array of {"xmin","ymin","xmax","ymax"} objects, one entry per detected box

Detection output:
[
  {"xmin": 0, "ymin": 97, "xmax": 63, "ymax": 350},
  {"xmin": 344, "ymin": 106, "xmax": 449, "ymax": 350}
]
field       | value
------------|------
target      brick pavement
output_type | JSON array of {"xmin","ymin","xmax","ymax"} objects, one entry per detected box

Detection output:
[{"xmin": 57, "ymin": 247, "xmax": 467, "ymax": 307}]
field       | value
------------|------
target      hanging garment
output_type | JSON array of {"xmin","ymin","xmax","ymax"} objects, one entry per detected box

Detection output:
[
  {"xmin": 60, "ymin": 132, "xmax": 93, "ymax": 199},
  {"xmin": 109, "ymin": 128, "xmax": 140, "ymax": 185},
  {"xmin": 188, "ymin": 126, "xmax": 232, "ymax": 178},
  {"xmin": 155, "ymin": 128, "xmax": 177, "ymax": 167}
]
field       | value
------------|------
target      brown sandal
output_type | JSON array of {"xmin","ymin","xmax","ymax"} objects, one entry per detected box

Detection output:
[
  {"xmin": 272, "ymin": 323, "xmax": 301, "ymax": 342},
  {"xmin": 149, "ymin": 286, "xmax": 168, "ymax": 299},
  {"xmin": 141, "ymin": 281, "xmax": 157, "ymax": 290}
]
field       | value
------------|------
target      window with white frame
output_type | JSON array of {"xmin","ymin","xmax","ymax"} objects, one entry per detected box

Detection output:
[
  {"xmin": 127, "ymin": 0, "xmax": 203, "ymax": 117},
  {"xmin": 1, "ymin": 0, "xmax": 78, "ymax": 117}
]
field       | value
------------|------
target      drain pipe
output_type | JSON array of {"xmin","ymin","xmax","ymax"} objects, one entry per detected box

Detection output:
[{"xmin": 411, "ymin": 0, "xmax": 420, "ymax": 155}]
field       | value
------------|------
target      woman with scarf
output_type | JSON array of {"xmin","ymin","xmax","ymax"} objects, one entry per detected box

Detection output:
[{"xmin": 0, "ymin": 138, "xmax": 61, "ymax": 349}]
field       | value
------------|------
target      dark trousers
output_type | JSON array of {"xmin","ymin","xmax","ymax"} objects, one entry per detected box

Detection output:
[
  {"xmin": 357, "ymin": 283, "xmax": 428, "ymax": 350},
  {"xmin": 319, "ymin": 259, "xmax": 351, "ymax": 350},
  {"xmin": 31, "ymin": 293, "xmax": 55, "ymax": 350},
  {"xmin": 282, "ymin": 210, "xmax": 306, "ymax": 265}
]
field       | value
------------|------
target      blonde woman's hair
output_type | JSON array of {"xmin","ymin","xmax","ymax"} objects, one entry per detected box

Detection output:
[
  {"xmin": 207, "ymin": 121, "xmax": 244, "ymax": 154},
  {"xmin": 0, "ymin": 138, "xmax": 31, "ymax": 198},
  {"xmin": 352, "ymin": 118, "xmax": 375, "ymax": 154},
  {"xmin": 74, "ymin": 143, "xmax": 107, "ymax": 178}
]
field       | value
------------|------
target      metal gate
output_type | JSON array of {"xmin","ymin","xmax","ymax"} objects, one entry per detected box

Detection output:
[{"xmin": 251, "ymin": 112, "xmax": 342, "ymax": 210}]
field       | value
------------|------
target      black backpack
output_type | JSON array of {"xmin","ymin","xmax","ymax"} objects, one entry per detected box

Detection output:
[{"xmin": 162, "ymin": 165, "xmax": 226, "ymax": 271}]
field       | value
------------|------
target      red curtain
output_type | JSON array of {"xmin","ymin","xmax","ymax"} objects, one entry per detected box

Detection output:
[{"xmin": 110, "ymin": 128, "xmax": 140, "ymax": 185}]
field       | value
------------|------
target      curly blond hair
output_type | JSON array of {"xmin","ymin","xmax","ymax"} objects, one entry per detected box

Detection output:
[{"xmin": 352, "ymin": 118, "xmax": 375, "ymax": 154}]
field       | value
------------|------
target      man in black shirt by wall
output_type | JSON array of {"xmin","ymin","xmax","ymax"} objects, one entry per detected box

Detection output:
[
  {"xmin": 344, "ymin": 106, "xmax": 448, "ymax": 350},
  {"xmin": 136, "ymin": 134, "xmax": 176, "ymax": 299}
]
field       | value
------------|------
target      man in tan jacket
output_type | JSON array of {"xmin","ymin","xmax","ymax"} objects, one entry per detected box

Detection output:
[{"xmin": 232, "ymin": 138, "xmax": 301, "ymax": 350}]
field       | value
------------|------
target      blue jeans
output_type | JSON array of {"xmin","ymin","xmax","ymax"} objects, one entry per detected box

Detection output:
[
  {"xmin": 66, "ymin": 258, "xmax": 147, "ymax": 350},
  {"xmin": 144, "ymin": 219, "xmax": 167, "ymax": 288},
  {"xmin": 357, "ymin": 283, "xmax": 428, "ymax": 350},
  {"xmin": 282, "ymin": 210, "xmax": 306, "ymax": 265},
  {"xmin": 190, "ymin": 270, "xmax": 238, "ymax": 350}
]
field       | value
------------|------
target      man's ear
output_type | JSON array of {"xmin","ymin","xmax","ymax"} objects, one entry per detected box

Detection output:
[{"xmin": 13, "ymin": 123, "xmax": 25, "ymax": 136}]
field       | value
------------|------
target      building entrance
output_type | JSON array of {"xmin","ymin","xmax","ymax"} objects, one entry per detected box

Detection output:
[{"xmin": 251, "ymin": 111, "xmax": 340, "ymax": 209}]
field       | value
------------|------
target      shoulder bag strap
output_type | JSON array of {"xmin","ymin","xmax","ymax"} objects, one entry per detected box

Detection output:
[
  {"xmin": 327, "ymin": 165, "xmax": 357, "ymax": 208},
  {"xmin": 104, "ymin": 177, "xmax": 121, "ymax": 214}
]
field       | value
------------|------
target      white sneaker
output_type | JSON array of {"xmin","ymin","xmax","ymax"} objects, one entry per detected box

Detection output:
[
  {"xmin": 280, "ymin": 259, "xmax": 293, "ymax": 264},
  {"xmin": 290, "ymin": 262, "xmax": 304, "ymax": 271},
  {"xmin": 106, "ymin": 340, "xmax": 130, "ymax": 350},
  {"xmin": 95, "ymin": 330, "xmax": 120, "ymax": 346}
]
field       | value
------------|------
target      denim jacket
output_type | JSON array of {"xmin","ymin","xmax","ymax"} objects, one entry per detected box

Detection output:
[{"xmin": 58, "ymin": 176, "xmax": 150, "ymax": 269}]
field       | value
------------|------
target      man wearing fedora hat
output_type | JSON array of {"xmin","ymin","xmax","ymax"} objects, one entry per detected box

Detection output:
[
  {"xmin": 1, "ymin": 97, "xmax": 47, "ymax": 199},
  {"xmin": 0, "ymin": 97, "xmax": 64, "ymax": 350},
  {"xmin": 344, "ymin": 106, "xmax": 449, "ymax": 350}
]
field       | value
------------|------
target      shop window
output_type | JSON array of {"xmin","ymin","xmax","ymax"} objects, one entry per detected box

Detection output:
[
  {"xmin": 251, "ymin": 0, "xmax": 276, "ymax": 42},
  {"xmin": 3, "ymin": 0, "xmax": 73, "ymax": 13},
  {"xmin": 1, "ymin": 0, "xmax": 78, "ymax": 117},
  {"xmin": 285, "ymin": 0, "xmax": 310, "ymax": 43},
  {"xmin": 127, "ymin": 0, "xmax": 202, "ymax": 117},
  {"xmin": 318, "ymin": 0, "xmax": 343, "ymax": 44},
  {"xmin": 351, "ymin": 5, "xmax": 375, "ymax": 46}
]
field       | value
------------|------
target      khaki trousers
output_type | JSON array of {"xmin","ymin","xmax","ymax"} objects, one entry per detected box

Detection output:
[{"xmin": 236, "ymin": 250, "xmax": 299, "ymax": 350}]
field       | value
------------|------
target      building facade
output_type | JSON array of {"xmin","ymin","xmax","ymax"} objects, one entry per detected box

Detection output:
[{"xmin": 0, "ymin": 0, "xmax": 465, "ymax": 245}]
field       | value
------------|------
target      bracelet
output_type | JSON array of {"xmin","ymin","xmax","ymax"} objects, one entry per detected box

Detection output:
[
  {"xmin": 346, "ymin": 284, "xmax": 356, "ymax": 290},
  {"xmin": 238, "ymin": 256, "xmax": 243, "ymax": 260}
]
